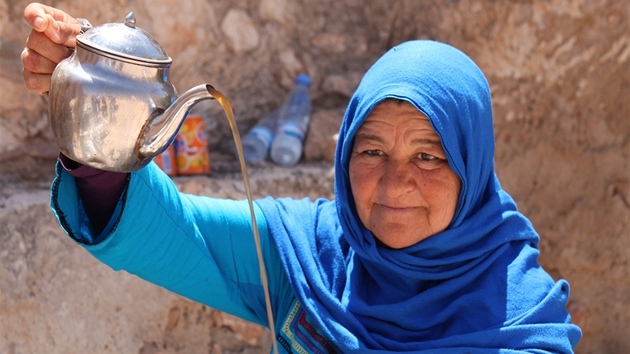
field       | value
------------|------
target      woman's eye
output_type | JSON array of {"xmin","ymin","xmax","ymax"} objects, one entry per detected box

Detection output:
[
  {"xmin": 418, "ymin": 152, "xmax": 437, "ymax": 161},
  {"xmin": 366, "ymin": 150, "xmax": 382, "ymax": 156},
  {"xmin": 415, "ymin": 152, "xmax": 448, "ymax": 170}
]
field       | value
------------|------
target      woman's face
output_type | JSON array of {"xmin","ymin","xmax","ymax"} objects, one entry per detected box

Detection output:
[{"xmin": 349, "ymin": 100, "xmax": 461, "ymax": 249}]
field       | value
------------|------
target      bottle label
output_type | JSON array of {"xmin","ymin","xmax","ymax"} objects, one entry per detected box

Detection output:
[
  {"xmin": 249, "ymin": 126, "xmax": 274, "ymax": 144},
  {"xmin": 278, "ymin": 120, "xmax": 306, "ymax": 142}
]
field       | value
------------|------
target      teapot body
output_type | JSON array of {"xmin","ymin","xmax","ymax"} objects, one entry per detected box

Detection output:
[{"xmin": 49, "ymin": 45, "xmax": 178, "ymax": 172}]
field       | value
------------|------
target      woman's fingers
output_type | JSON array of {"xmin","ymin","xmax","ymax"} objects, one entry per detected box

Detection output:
[
  {"xmin": 22, "ymin": 3, "xmax": 81, "ymax": 93},
  {"xmin": 21, "ymin": 63, "xmax": 52, "ymax": 94},
  {"xmin": 24, "ymin": 3, "xmax": 82, "ymax": 48},
  {"xmin": 23, "ymin": 30, "xmax": 73, "ymax": 69}
]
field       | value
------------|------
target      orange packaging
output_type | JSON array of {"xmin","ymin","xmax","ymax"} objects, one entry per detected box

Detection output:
[
  {"xmin": 173, "ymin": 115, "xmax": 211, "ymax": 175},
  {"xmin": 154, "ymin": 144, "xmax": 178, "ymax": 176}
]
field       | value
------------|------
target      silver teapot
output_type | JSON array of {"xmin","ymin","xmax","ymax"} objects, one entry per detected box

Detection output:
[{"xmin": 49, "ymin": 12, "xmax": 215, "ymax": 172}]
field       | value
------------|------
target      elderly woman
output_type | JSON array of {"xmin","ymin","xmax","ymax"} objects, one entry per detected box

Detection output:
[{"xmin": 22, "ymin": 3, "xmax": 581, "ymax": 353}]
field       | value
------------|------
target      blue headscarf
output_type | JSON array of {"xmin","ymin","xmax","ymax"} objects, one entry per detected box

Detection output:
[{"xmin": 257, "ymin": 40, "xmax": 581, "ymax": 352}]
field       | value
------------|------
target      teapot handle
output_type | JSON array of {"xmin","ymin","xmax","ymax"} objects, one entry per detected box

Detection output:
[{"xmin": 76, "ymin": 18, "xmax": 93, "ymax": 34}]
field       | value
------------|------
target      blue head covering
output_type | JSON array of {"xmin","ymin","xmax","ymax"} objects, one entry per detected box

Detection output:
[{"xmin": 257, "ymin": 40, "xmax": 581, "ymax": 352}]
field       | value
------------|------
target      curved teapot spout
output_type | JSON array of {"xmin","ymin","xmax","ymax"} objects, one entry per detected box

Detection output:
[{"xmin": 138, "ymin": 84, "xmax": 215, "ymax": 157}]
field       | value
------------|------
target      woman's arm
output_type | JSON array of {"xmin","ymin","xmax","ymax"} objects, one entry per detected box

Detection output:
[{"xmin": 50, "ymin": 161, "xmax": 292, "ymax": 327}]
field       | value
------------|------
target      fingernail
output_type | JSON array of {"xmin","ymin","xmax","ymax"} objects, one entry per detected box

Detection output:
[{"xmin": 33, "ymin": 16, "xmax": 43, "ymax": 30}]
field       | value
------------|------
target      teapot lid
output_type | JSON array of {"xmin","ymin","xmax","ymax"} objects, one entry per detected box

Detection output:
[{"xmin": 76, "ymin": 12, "xmax": 172, "ymax": 66}]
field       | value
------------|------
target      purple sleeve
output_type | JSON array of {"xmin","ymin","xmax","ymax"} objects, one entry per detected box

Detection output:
[{"xmin": 59, "ymin": 153, "xmax": 129, "ymax": 235}]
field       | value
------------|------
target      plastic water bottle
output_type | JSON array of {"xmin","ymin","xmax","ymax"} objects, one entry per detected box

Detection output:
[
  {"xmin": 241, "ymin": 109, "xmax": 279, "ymax": 162},
  {"xmin": 270, "ymin": 74, "xmax": 312, "ymax": 166}
]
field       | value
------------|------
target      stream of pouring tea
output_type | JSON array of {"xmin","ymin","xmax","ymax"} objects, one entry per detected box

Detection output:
[{"xmin": 207, "ymin": 86, "xmax": 279, "ymax": 354}]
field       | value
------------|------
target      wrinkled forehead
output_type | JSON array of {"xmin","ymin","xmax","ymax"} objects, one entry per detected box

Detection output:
[
  {"xmin": 355, "ymin": 98, "xmax": 438, "ymax": 141},
  {"xmin": 346, "ymin": 96, "xmax": 445, "ymax": 154}
]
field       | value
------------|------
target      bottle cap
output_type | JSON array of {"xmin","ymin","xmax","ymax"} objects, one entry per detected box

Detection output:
[{"xmin": 295, "ymin": 73, "xmax": 311, "ymax": 87}]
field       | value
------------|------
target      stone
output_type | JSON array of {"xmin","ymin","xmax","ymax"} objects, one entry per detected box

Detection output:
[
  {"xmin": 213, "ymin": 311, "xmax": 267, "ymax": 347},
  {"xmin": 259, "ymin": 0, "xmax": 287, "ymax": 24},
  {"xmin": 320, "ymin": 72, "xmax": 362, "ymax": 99},
  {"xmin": 277, "ymin": 49, "xmax": 306, "ymax": 83},
  {"xmin": 312, "ymin": 32, "xmax": 346, "ymax": 54},
  {"xmin": 304, "ymin": 109, "xmax": 343, "ymax": 162},
  {"xmin": 221, "ymin": 8, "xmax": 260, "ymax": 55}
]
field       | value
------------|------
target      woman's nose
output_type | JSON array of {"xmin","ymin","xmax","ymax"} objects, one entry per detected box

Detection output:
[{"xmin": 380, "ymin": 158, "xmax": 415, "ymax": 198}]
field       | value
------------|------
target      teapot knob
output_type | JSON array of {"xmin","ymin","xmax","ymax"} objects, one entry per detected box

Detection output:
[{"xmin": 124, "ymin": 12, "xmax": 136, "ymax": 28}]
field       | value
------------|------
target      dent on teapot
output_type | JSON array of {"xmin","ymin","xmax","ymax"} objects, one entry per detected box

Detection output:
[{"xmin": 49, "ymin": 12, "xmax": 215, "ymax": 172}]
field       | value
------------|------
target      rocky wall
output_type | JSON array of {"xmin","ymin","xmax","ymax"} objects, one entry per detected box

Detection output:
[{"xmin": 1, "ymin": 0, "xmax": 628, "ymax": 353}]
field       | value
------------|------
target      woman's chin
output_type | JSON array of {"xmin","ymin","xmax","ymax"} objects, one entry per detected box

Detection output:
[{"xmin": 372, "ymin": 226, "xmax": 433, "ymax": 249}]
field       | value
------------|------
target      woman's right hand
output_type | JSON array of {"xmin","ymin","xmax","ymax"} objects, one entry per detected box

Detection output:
[{"xmin": 21, "ymin": 2, "xmax": 84, "ymax": 94}]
